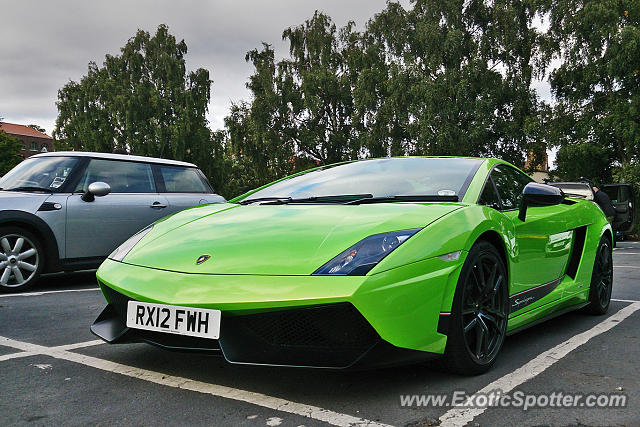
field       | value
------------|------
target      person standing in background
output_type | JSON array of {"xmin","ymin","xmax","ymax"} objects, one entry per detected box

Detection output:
[
  {"xmin": 590, "ymin": 182, "xmax": 617, "ymax": 247},
  {"xmin": 592, "ymin": 184, "xmax": 616, "ymax": 223}
]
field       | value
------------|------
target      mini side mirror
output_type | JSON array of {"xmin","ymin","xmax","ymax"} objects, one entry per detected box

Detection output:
[
  {"xmin": 82, "ymin": 181, "xmax": 111, "ymax": 202},
  {"xmin": 518, "ymin": 182, "xmax": 565, "ymax": 221}
]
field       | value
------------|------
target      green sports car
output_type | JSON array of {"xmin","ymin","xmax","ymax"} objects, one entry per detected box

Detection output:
[{"xmin": 91, "ymin": 157, "xmax": 613, "ymax": 374}]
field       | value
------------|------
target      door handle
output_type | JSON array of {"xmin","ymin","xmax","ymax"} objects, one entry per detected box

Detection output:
[{"xmin": 150, "ymin": 202, "xmax": 167, "ymax": 209}]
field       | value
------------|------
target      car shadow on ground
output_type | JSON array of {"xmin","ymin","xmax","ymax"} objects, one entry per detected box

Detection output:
[{"xmin": 30, "ymin": 270, "xmax": 99, "ymax": 292}]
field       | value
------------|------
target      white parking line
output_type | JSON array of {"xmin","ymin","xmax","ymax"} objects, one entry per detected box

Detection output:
[
  {"xmin": 0, "ymin": 288, "xmax": 100, "ymax": 298},
  {"xmin": 438, "ymin": 302, "xmax": 640, "ymax": 427},
  {"xmin": 613, "ymin": 252, "xmax": 640, "ymax": 255},
  {"xmin": 0, "ymin": 351, "xmax": 38, "ymax": 362},
  {"xmin": 0, "ymin": 336, "xmax": 391, "ymax": 427},
  {"xmin": 612, "ymin": 298, "xmax": 640, "ymax": 303},
  {"xmin": 0, "ymin": 339, "xmax": 105, "ymax": 362},
  {"xmin": 54, "ymin": 339, "xmax": 106, "ymax": 351},
  {"xmin": 614, "ymin": 266, "xmax": 640, "ymax": 269}
]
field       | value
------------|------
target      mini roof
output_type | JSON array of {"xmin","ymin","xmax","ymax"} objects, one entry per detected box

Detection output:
[{"xmin": 32, "ymin": 151, "xmax": 197, "ymax": 168}]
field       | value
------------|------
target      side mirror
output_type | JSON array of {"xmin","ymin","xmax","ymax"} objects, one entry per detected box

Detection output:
[
  {"xmin": 518, "ymin": 182, "xmax": 565, "ymax": 221},
  {"xmin": 81, "ymin": 181, "xmax": 111, "ymax": 202}
]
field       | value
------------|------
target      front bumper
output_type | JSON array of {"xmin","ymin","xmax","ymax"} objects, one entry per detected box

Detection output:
[
  {"xmin": 92, "ymin": 256, "xmax": 463, "ymax": 368},
  {"xmin": 92, "ymin": 285, "xmax": 434, "ymax": 369}
]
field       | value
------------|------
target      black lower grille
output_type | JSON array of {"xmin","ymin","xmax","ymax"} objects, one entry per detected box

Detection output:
[
  {"xmin": 227, "ymin": 303, "xmax": 378, "ymax": 350},
  {"xmin": 101, "ymin": 283, "xmax": 130, "ymax": 318},
  {"xmin": 99, "ymin": 283, "xmax": 380, "ymax": 367},
  {"xmin": 219, "ymin": 303, "xmax": 380, "ymax": 367}
]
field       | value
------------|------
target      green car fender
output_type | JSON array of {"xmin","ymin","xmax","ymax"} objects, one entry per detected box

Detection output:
[{"xmin": 351, "ymin": 204, "xmax": 515, "ymax": 353}]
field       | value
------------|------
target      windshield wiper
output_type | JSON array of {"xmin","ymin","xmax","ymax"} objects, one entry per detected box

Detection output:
[
  {"xmin": 238, "ymin": 197, "xmax": 293, "ymax": 205},
  {"xmin": 3, "ymin": 186, "xmax": 53, "ymax": 193},
  {"xmin": 260, "ymin": 194, "xmax": 375, "ymax": 205},
  {"xmin": 239, "ymin": 194, "xmax": 459, "ymax": 205},
  {"xmin": 346, "ymin": 195, "xmax": 459, "ymax": 205}
]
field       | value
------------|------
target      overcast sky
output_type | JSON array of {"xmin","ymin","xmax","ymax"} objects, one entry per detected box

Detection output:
[
  {"xmin": 0, "ymin": 0, "xmax": 551, "ymax": 140},
  {"xmin": 0, "ymin": 0, "xmax": 412, "ymax": 135}
]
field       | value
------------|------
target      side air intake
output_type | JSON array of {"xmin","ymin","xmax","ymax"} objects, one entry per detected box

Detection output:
[{"xmin": 565, "ymin": 226, "xmax": 587, "ymax": 279}]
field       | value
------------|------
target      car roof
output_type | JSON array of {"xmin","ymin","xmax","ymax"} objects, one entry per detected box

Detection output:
[
  {"xmin": 548, "ymin": 182, "xmax": 590, "ymax": 186},
  {"xmin": 31, "ymin": 151, "xmax": 198, "ymax": 168}
]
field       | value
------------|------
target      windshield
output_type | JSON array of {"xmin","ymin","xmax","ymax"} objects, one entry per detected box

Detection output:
[
  {"xmin": 239, "ymin": 157, "xmax": 483, "ymax": 202},
  {"xmin": 0, "ymin": 156, "xmax": 79, "ymax": 192}
]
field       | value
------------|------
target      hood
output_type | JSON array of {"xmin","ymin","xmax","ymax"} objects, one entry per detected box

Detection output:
[
  {"xmin": 123, "ymin": 202, "xmax": 462, "ymax": 275},
  {"xmin": 0, "ymin": 191, "xmax": 52, "ymax": 213}
]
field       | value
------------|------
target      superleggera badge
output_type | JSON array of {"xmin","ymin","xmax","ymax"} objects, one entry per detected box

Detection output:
[{"xmin": 196, "ymin": 254, "xmax": 211, "ymax": 265}]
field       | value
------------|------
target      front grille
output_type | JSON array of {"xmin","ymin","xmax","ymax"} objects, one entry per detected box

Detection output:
[
  {"xmin": 101, "ymin": 283, "xmax": 130, "ymax": 318},
  {"xmin": 99, "ymin": 283, "xmax": 380, "ymax": 367},
  {"xmin": 220, "ymin": 303, "xmax": 380, "ymax": 367},
  {"xmin": 228, "ymin": 303, "xmax": 378, "ymax": 350}
]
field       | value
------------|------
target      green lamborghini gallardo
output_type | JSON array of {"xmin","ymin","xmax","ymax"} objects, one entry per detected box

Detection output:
[{"xmin": 91, "ymin": 157, "xmax": 613, "ymax": 374}]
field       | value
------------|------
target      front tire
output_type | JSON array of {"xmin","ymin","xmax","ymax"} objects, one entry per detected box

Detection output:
[
  {"xmin": 0, "ymin": 227, "xmax": 44, "ymax": 292},
  {"xmin": 444, "ymin": 241, "xmax": 509, "ymax": 375},
  {"xmin": 584, "ymin": 235, "xmax": 613, "ymax": 315}
]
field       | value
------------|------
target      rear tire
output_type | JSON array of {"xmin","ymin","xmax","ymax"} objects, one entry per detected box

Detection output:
[
  {"xmin": 584, "ymin": 235, "xmax": 613, "ymax": 315},
  {"xmin": 0, "ymin": 226, "xmax": 44, "ymax": 293},
  {"xmin": 444, "ymin": 241, "xmax": 509, "ymax": 375}
]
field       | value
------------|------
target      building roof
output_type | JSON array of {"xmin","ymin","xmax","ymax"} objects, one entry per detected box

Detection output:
[
  {"xmin": 33, "ymin": 151, "xmax": 198, "ymax": 168},
  {"xmin": 0, "ymin": 122, "xmax": 52, "ymax": 139}
]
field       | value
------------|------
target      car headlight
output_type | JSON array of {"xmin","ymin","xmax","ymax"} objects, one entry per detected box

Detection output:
[
  {"xmin": 313, "ymin": 229, "xmax": 421, "ymax": 276},
  {"xmin": 108, "ymin": 225, "xmax": 154, "ymax": 262}
]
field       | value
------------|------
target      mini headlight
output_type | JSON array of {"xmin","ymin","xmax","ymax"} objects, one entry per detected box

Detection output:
[
  {"xmin": 313, "ymin": 229, "xmax": 420, "ymax": 276},
  {"xmin": 108, "ymin": 225, "xmax": 154, "ymax": 262}
]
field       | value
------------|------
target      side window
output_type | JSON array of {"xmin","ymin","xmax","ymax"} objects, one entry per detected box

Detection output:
[
  {"xmin": 479, "ymin": 178, "xmax": 501, "ymax": 210},
  {"xmin": 157, "ymin": 165, "xmax": 209, "ymax": 193},
  {"xmin": 619, "ymin": 186, "xmax": 630, "ymax": 203},
  {"xmin": 76, "ymin": 159, "xmax": 155, "ymax": 193},
  {"xmin": 491, "ymin": 165, "xmax": 533, "ymax": 210}
]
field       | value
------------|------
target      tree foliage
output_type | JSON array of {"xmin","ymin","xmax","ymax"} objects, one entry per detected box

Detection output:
[
  {"xmin": 27, "ymin": 124, "xmax": 46, "ymax": 134},
  {"xmin": 544, "ymin": 0, "xmax": 640, "ymax": 183},
  {"xmin": 224, "ymin": 1, "xmax": 548, "ymax": 195},
  {"xmin": 0, "ymin": 131, "xmax": 23, "ymax": 176},
  {"xmin": 554, "ymin": 142, "xmax": 613, "ymax": 184},
  {"xmin": 53, "ymin": 3, "xmax": 639, "ymax": 210},
  {"xmin": 54, "ymin": 24, "xmax": 222, "ymax": 188}
]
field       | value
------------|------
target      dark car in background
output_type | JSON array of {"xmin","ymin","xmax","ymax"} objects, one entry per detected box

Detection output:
[
  {"xmin": 548, "ymin": 182, "xmax": 636, "ymax": 239},
  {"xmin": 602, "ymin": 184, "xmax": 636, "ymax": 239}
]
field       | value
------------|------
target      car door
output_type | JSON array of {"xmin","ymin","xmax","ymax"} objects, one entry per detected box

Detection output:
[
  {"xmin": 153, "ymin": 164, "xmax": 225, "ymax": 214},
  {"xmin": 603, "ymin": 184, "xmax": 635, "ymax": 234},
  {"xmin": 489, "ymin": 165, "xmax": 573, "ymax": 313},
  {"xmin": 65, "ymin": 159, "xmax": 170, "ymax": 259}
]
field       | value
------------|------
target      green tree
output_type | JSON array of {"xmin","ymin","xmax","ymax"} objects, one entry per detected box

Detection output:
[
  {"xmin": 54, "ymin": 24, "xmax": 212, "ymax": 167},
  {"xmin": 349, "ymin": 2, "xmax": 413, "ymax": 157},
  {"xmin": 553, "ymin": 142, "xmax": 614, "ymax": 184},
  {"xmin": 544, "ymin": 0, "xmax": 640, "ymax": 183},
  {"xmin": 228, "ymin": 2, "xmax": 546, "ymax": 185},
  {"xmin": 27, "ymin": 124, "xmax": 46, "ymax": 134},
  {"xmin": 0, "ymin": 131, "xmax": 23, "ymax": 176},
  {"xmin": 281, "ymin": 12, "xmax": 360, "ymax": 164},
  {"xmin": 224, "ymin": 43, "xmax": 297, "ymax": 194},
  {"xmin": 359, "ymin": 0, "xmax": 545, "ymax": 165}
]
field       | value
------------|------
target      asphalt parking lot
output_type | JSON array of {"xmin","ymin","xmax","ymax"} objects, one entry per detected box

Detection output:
[{"xmin": 1, "ymin": 241, "xmax": 639, "ymax": 427}]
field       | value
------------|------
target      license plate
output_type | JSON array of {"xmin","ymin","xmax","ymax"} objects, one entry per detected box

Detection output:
[{"xmin": 126, "ymin": 301, "xmax": 221, "ymax": 339}]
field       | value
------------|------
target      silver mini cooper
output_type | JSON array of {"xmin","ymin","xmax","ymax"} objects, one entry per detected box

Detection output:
[{"xmin": 0, "ymin": 152, "xmax": 225, "ymax": 291}]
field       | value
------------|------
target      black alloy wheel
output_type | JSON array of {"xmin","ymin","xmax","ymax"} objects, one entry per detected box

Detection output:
[
  {"xmin": 585, "ymin": 235, "xmax": 613, "ymax": 315},
  {"xmin": 445, "ymin": 241, "xmax": 509, "ymax": 375}
]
